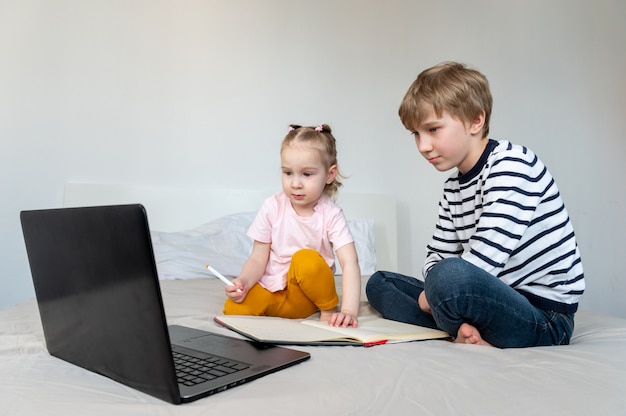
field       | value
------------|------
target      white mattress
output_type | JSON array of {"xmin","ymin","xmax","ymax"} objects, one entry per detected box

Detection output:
[{"xmin": 2, "ymin": 277, "xmax": 626, "ymax": 415}]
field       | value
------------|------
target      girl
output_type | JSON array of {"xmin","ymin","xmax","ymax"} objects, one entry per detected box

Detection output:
[{"xmin": 224, "ymin": 124, "xmax": 361, "ymax": 328}]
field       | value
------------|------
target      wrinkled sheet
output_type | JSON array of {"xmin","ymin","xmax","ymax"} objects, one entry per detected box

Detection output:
[{"xmin": 2, "ymin": 277, "xmax": 626, "ymax": 415}]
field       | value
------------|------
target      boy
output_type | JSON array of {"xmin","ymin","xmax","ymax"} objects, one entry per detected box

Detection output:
[{"xmin": 366, "ymin": 62, "xmax": 585, "ymax": 348}]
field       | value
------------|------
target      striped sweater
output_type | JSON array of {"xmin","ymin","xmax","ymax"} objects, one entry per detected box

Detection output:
[{"xmin": 423, "ymin": 140, "xmax": 584, "ymax": 313}]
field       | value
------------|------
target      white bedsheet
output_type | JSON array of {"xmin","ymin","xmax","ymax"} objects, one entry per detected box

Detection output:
[{"xmin": 2, "ymin": 278, "xmax": 626, "ymax": 415}]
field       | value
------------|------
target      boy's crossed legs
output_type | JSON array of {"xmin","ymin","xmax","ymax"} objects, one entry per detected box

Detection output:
[{"xmin": 366, "ymin": 258, "xmax": 574, "ymax": 348}]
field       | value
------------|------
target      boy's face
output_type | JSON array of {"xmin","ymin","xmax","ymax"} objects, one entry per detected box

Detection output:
[{"xmin": 409, "ymin": 108, "xmax": 486, "ymax": 174}]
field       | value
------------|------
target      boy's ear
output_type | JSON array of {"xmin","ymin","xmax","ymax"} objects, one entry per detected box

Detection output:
[
  {"xmin": 327, "ymin": 165, "xmax": 338, "ymax": 184},
  {"xmin": 469, "ymin": 111, "xmax": 486, "ymax": 135}
]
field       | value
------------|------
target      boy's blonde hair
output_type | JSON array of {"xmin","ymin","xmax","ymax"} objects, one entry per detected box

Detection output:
[
  {"xmin": 399, "ymin": 62, "xmax": 493, "ymax": 137},
  {"xmin": 281, "ymin": 124, "xmax": 344, "ymax": 198}
]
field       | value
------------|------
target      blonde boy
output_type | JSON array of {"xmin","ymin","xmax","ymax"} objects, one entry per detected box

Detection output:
[{"xmin": 366, "ymin": 62, "xmax": 584, "ymax": 347}]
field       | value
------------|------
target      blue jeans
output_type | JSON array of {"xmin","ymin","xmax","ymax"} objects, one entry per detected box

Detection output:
[{"xmin": 365, "ymin": 258, "xmax": 575, "ymax": 348}]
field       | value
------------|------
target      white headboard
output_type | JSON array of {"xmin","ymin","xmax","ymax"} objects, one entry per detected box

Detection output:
[{"xmin": 63, "ymin": 182, "xmax": 398, "ymax": 271}]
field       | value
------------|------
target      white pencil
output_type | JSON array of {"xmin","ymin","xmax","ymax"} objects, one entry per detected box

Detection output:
[{"xmin": 205, "ymin": 264, "xmax": 242, "ymax": 292}]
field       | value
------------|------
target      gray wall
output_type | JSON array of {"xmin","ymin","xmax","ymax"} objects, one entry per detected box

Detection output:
[{"xmin": 2, "ymin": 0, "xmax": 625, "ymax": 317}]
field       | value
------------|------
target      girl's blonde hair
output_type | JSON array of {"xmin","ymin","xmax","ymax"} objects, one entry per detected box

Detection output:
[
  {"xmin": 399, "ymin": 61, "xmax": 493, "ymax": 137},
  {"xmin": 281, "ymin": 124, "xmax": 345, "ymax": 198}
]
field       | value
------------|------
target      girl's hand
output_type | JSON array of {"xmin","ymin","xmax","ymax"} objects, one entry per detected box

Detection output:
[
  {"xmin": 225, "ymin": 279, "xmax": 247, "ymax": 303},
  {"xmin": 327, "ymin": 311, "xmax": 358, "ymax": 328},
  {"xmin": 226, "ymin": 240, "xmax": 268, "ymax": 303}
]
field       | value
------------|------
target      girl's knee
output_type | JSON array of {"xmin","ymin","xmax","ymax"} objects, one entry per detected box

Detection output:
[
  {"xmin": 292, "ymin": 248, "xmax": 328, "ymax": 268},
  {"xmin": 288, "ymin": 249, "xmax": 337, "ymax": 311},
  {"xmin": 291, "ymin": 249, "xmax": 333, "ymax": 281}
]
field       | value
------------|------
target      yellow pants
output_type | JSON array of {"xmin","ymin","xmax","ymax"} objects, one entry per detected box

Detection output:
[{"xmin": 223, "ymin": 249, "xmax": 339, "ymax": 319}]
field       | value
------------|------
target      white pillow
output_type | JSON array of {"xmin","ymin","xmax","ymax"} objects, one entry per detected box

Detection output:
[{"xmin": 151, "ymin": 211, "xmax": 376, "ymax": 280}]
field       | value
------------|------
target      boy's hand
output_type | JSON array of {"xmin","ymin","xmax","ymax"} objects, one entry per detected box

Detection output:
[{"xmin": 418, "ymin": 291, "xmax": 431, "ymax": 314}]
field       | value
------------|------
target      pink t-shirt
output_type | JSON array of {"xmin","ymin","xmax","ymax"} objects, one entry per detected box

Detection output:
[{"xmin": 247, "ymin": 192, "xmax": 354, "ymax": 292}]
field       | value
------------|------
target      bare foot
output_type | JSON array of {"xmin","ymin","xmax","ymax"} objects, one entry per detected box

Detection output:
[{"xmin": 454, "ymin": 323, "xmax": 493, "ymax": 347}]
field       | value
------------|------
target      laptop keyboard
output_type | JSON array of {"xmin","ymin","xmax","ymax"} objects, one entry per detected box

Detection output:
[{"xmin": 172, "ymin": 350, "xmax": 251, "ymax": 387}]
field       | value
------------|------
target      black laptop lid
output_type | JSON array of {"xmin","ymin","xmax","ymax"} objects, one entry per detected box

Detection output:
[{"xmin": 20, "ymin": 204, "xmax": 181, "ymax": 404}]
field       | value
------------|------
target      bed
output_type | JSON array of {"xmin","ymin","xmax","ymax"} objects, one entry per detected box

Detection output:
[{"xmin": 2, "ymin": 182, "xmax": 626, "ymax": 415}]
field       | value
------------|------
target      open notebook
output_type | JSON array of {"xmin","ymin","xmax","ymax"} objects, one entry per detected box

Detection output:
[{"xmin": 215, "ymin": 315, "xmax": 450, "ymax": 347}]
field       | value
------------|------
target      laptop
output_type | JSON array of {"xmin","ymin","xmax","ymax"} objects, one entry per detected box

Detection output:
[{"xmin": 20, "ymin": 204, "xmax": 310, "ymax": 404}]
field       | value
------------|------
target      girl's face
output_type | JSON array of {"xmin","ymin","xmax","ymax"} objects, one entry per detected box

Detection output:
[
  {"xmin": 280, "ymin": 143, "xmax": 337, "ymax": 216},
  {"xmin": 410, "ymin": 109, "xmax": 486, "ymax": 174}
]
